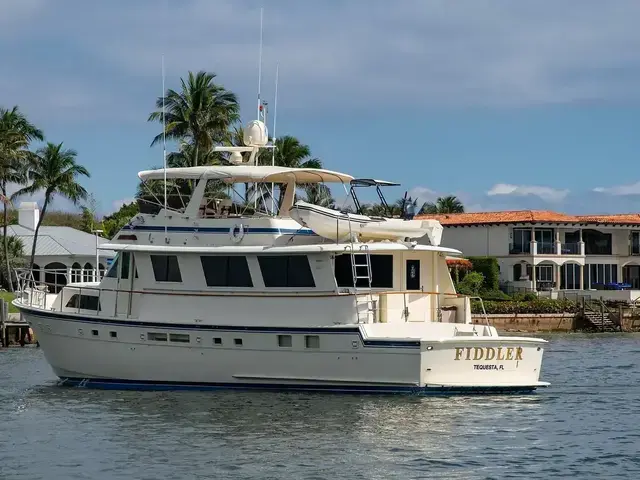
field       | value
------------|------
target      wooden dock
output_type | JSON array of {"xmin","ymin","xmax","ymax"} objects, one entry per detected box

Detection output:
[{"xmin": 0, "ymin": 299, "xmax": 37, "ymax": 347}]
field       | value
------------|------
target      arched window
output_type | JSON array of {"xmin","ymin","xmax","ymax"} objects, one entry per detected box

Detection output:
[
  {"xmin": 44, "ymin": 262, "xmax": 67, "ymax": 293},
  {"xmin": 71, "ymin": 262, "xmax": 82, "ymax": 283},
  {"xmin": 83, "ymin": 262, "xmax": 93, "ymax": 282}
]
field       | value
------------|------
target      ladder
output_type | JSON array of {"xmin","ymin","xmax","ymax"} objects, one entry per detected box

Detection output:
[{"xmin": 348, "ymin": 218, "xmax": 374, "ymax": 323}]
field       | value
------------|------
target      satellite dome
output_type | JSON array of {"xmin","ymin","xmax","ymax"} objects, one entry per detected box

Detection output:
[{"xmin": 243, "ymin": 120, "xmax": 268, "ymax": 147}]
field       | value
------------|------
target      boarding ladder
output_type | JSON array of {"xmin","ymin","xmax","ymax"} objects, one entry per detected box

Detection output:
[{"xmin": 347, "ymin": 217, "xmax": 374, "ymax": 323}]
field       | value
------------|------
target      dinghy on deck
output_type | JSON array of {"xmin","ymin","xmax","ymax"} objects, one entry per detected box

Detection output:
[{"xmin": 290, "ymin": 201, "xmax": 444, "ymax": 245}]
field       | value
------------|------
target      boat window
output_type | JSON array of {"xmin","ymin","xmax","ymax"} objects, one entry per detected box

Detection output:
[
  {"xmin": 305, "ymin": 335, "xmax": 320, "ymax": 349},
  {"xmin": 169, "ymin": 333, "xmax": 190, "ymax": 343},
  {"xmin": 258, "ymin": 255, "xmax": 315, "ymax": 288},
  {"xmin": 110, "ymin": 331, "xmax": 117, "ymax": 338},
  {"xmin": 213, "ymin": 337, "xmax": 222, "ymax": 345},
  {"xmin": 91, "ymin": 330, "xmax": 99, "ymax": 336},
  {"xmin": 147, "ymin": 332, "xmax": 168, "ymax": 342},
  {"xmin": 200, "ymin": 256, "xmax": 253, "ymax": 287},
  {"xmin": 150, "ymin": 255, "xmax": 182, "ymax": 282},
  {"xmin": 334, "ymin": 254, "xmax": 394, "ymax": 288},
  {"xmin": 121, "ymin": 252, "xmax": 130, "ymax": 279},
  {"xmin": 234, "ymin": 338, "xmax": 243, "ymax": 346},
  {"xmin": 65, "ymin": 294, "xmax": 101, "ymax": 311},
  {"xmin": 278, "ymin": 335, "xmax": 292, "ymax": 347},
  {"xmin": 105, "ymin": 255, "xmax": 119, "ymax": 278}
]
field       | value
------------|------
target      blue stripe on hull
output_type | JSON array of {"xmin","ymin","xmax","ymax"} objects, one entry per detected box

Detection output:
[
  {"xmin": 57, "ymin": 377, "xmax": 538, "ymax": 395},
  {"xmin": 122, "ymin": 225, "xmax": 317, "ymax": 236}
]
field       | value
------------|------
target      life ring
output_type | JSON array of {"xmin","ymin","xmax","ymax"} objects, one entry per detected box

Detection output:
[{"xmin": 230, "ymin": 224, "xmax": 245, "ymax": 243}]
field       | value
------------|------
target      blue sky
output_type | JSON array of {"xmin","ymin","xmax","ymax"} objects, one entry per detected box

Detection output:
[{"xmin": 3, "ymin": 0, "xmax": 640, "ymax": 215}]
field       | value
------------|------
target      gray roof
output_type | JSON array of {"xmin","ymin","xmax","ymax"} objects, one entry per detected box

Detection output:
[{"xmin": 7, "ymin": 224, "xmax": 115, "ymax": 258}]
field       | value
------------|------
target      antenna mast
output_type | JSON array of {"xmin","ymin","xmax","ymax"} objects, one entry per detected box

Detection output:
[
  {"xmin": 271, "ymin": 64, "xmax": 279, "ymax": 216},
  {"xmin": 253, "ymin": 7, "xmax": 264, "ymax": 210},
  {"xmin": 162, "ymin": 53, "xmax": 168, "ymax": 242}
]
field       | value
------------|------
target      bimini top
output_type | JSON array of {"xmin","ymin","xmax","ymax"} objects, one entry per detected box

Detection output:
[{"xmin": 138, "ymin": 165, "xmax": 354, "ymax": 184}]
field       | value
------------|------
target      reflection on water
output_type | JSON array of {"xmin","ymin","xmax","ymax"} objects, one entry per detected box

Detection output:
[{"xmin": 2, "ymin": 334, "xmax": 640, "ymax": 479}]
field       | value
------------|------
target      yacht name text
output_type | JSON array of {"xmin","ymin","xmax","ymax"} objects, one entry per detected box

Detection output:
[{"xmin": 454, "ymin": 347, "xmax": 523, "ymax": 361}]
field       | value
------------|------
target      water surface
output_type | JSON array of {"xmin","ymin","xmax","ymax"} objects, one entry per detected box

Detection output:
[{"xmin": 1, "ymin": 334, "xmax": 639, "ymax": 479}]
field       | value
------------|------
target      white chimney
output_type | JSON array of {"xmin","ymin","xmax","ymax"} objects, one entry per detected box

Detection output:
[{"xmin": 18, "ymin": 202, "xmax": 40, "ymax": 230}]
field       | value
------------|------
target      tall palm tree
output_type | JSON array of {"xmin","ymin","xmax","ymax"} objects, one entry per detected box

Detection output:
[
  {"xmin": 14, "ymin": 142, "xmax": 89, "ymax": 269},
  {"xmin": 272, "ymin": 136, "xmax": 322, "ymax": 206},
  {"xmin": 420, "ymin": 195, "xmax": 465, "ymax": 214},
  {"xmin": 0, "ymin": 106, "xmax": 44, "ymax": 291},
  {"xmin": 0, "ymin": 235, "xmax": 25, "ymax": 289},
  {"xmin": 148, "ymin": 71, "xmax": 240, "ymax": 167}
]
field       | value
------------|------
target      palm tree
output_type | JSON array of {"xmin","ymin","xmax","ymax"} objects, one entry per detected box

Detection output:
[
  {"xmin": 14, "ymin": 142, "xmax": 89, "ymax": 269},
  {"xmin": 302, "ymin": 184, "xmax": 334, "ymax": 208},
  {"xmin": 272, "ymin": 136, "xmax": 322, "ymax": 207},
  {"xmin": 0, "ymin": 106, "xmax": 44, "ymax": 291},
  {"xmin": 420, "ymin": 195, "xmax": 465, "ymax": 214},
  {"xmin": 148, "ymin": 71, "xmax": 240, "ymax": 167},
  {"xmin": 0, "ymin": 235, "xmax": 25, "ymax": 288}
]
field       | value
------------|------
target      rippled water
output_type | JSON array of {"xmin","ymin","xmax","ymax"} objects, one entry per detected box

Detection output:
[{"xmin": 1, "ymin": 334, "xmax": 640, "ymax": 479}]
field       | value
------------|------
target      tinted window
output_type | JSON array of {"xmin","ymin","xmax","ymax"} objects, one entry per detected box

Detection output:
[
  {"xmin": 258, "ymin": 255, "xmax": 315, "ymax": 288},
  {"xmin": 121, "ymin": 252, "xmax": 130, "ymax": 279},
  {"xmin": 151, "ymin": 255, "xmax": 182, "ymax": 282},
  {"xmin": 106, "ymin": 256, "xmax": 119, "ymax": 278},
  {"xmin": 66, "ymin": 294, "xmax": 101, "ymax": 311},
  {"xmin": 200, "ymin": 256, "xmax": 253, "ymax": 287},
  {"xmin": 334, "ymin": 254, "xmax": 393, "ymax": 288}
]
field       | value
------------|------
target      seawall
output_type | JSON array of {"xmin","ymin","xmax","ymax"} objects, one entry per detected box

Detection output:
[{"xmin": 472, "ymin": 313, "xmax": 640, "ymax": 333}]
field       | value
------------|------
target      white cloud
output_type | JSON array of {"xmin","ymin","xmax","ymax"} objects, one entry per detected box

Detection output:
[
  {"xmin": 4, "ymin": 0, "xmax": 640, "ymax": 122},
  {"xmin": 486, "ymin": 183, "xmax": 569, "ymax": 202},
  {"xmin": 593, "ymin": 182, "xmax": 640, "ymax": 196},
  {"xmin": 408, "ymin": 186, "xmax": 437, "ymax": 204}
]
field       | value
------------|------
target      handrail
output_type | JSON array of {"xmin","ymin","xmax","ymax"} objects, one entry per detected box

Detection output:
[{"xmin": 468, "ymin": 296, "xmax": 493, "ymax": 335}]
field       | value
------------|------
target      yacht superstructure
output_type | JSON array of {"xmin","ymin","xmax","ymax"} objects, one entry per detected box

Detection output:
[{"xmin": 13, "ymin": 120, "xmax": 548, "ymax": 394}]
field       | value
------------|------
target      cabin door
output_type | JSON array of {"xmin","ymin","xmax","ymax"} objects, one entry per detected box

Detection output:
[
  {"xmin": 115, "ymin": 252, "xmax": 132, "ymax": 316},
  {"xmin": 405, "ymin": 258, "xmax": 427, "ymax": 322}
]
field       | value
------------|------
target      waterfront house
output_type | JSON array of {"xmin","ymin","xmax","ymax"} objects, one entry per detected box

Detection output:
[
  {"xmin": 6, "ymin": 202, "xmax": 114, "ymax": 292},
  {"xmin": 417, "ymin": 210, "xmax": 640, "ymax": 297}
]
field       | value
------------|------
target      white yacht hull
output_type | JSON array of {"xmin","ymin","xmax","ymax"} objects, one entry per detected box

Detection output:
[{"xmin": 23, "ymin": 308, "xmax": 548, "ymax": 394}]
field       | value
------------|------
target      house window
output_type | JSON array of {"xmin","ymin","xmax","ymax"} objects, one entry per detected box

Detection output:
[
  {"xmin": 65, "ymin": 294, "xmax": 101, "ymax": 311},
  {"xmin": 200, "ymin": 256, "xmax": 253, "ymax": 287},
  {"xmin": 258, "ymin": 255, "xmax": 315, "ymax": 288},
  {"xmin": 305, "ymin": 335, "xmax": 320, "ymax": 349},
  {"xmin": 535, "ymin": 265, "xmax": 554, "ymax": 283},
  {"xmin": 147, "ymin": 332, "xmax": 168, "ymax": 341},
  {"xmin": 278, "ymin": 335, "xmax": 292, "ymax": 347},
  {"xmin": 582, "ymin": 230, "xmax": 612, "ymax": 255},
  {"xmin": 511, "ymin": 229, "xmax": 532, "ymax": 254},
  {"xmin": 632, "ymin": 232, "xmax": 640, "ymax": 255},
  {"xmin": 234, "ymin": 338, "xmax": 243, "ymax": 346},
  {"xmin": 586, "ymin": 263, "xmax": 618, "ymax": 288},
  {"xmin": 150, "ymin": 255, "xmax": 182, "ymax": 282},
  {"xmin": 213, "ymin": 337, "xmax": 222, "ymax": 345},
  {"xmin": 169, "ymin": 333, "xmax": 190, "ymax": 343},
  {"xmin": 334, "ymin": 254, "xmax": 393, "ymax": 288}
]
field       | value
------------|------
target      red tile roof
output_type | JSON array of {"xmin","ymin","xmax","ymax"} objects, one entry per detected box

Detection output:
[{"xmin": 416, "ymin": 210, "xmax": 640, "ymax": 226}]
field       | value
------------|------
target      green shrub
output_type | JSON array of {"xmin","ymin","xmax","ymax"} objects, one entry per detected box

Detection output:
[
  {"xmin": 456, "ymin": 271, "xmax": 484, "ymax": 296},
  {"xmin": 512, "ymin": 292, "xmax": 538, "ymax": 302},
  {"xmin": 468, "ymin": 257, "xmax": 500, "ymax": 290},
  {"xmin": 471, "ymin": 298, "xmax": 579, "ymax": 314},
  {"xmin": 479, "ymin": 289, "xmax": 512, "ymax": 301}
]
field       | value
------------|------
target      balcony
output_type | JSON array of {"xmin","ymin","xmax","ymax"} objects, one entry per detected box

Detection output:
[
  {"xmin": 509, "ymin": 243, "xmax": 531, "ymax": 255},
  {"xmin": 537, "ymin": 242, "xmax": 555, "ymax": 255},
  {"xmin": 561, "ymin": 242, "xmax": 580, "ymax": 255}
]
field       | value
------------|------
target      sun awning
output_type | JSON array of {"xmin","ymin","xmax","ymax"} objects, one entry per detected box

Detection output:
[{"xmin": 138, "ymin": 166, "xmax": 354, "ymax": 184}]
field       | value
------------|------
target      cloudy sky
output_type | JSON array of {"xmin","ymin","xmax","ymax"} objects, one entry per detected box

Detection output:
[{"xmin": 3, "ymin": 0, "xmax": 640, "ymax": 214}]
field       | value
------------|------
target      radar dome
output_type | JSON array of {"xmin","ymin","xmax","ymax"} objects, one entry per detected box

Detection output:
[{"xmin": 243, "ymin": 120, "xmax": 268, "ymax": 147}]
